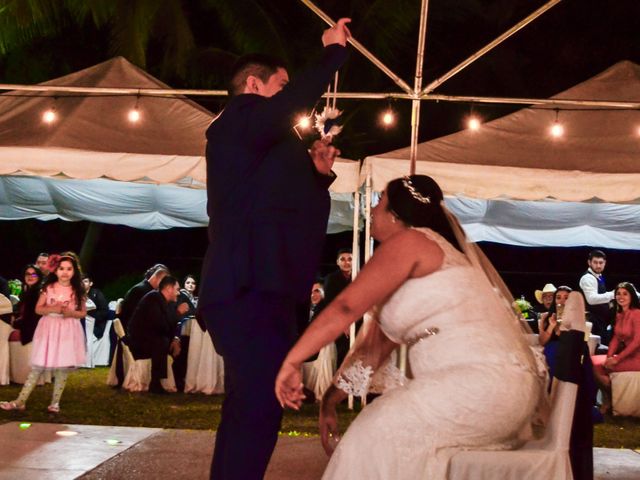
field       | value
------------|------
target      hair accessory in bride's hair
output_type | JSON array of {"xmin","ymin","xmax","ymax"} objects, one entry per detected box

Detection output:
[{"xmin": 402, "ymin": 176, "xmax": 431, "ymax": 204}]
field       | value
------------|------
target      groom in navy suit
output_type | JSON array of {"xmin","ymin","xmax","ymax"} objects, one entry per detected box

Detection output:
[{"xmin": 199, "ymin": 19, "xmax": 351, "ymax": 480}]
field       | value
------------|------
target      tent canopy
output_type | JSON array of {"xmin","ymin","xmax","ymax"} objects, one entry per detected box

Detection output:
[
  {"xmin": 365, "ymin": 60, "xmax": 640, "ymax": 203},
  {"xmin": 0, "ymin": 57, "xmax": 360, "ymax": 230},
  {"xmin": 0, "ymin": 56, "xmax": 211, "ymax": 185},
  {"xmin": 364, "ymin": 61, "xmax": 640, "ymax": 248}
]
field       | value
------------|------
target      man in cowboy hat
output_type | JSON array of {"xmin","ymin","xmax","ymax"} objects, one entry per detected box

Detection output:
[{"xmin": 531, "ymin": 283, "xmax": 557, "ymax": 334}]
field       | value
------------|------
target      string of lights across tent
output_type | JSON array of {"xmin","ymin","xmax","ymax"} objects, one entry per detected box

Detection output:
[{"xmin": 0, "ymin": 89, "xmax": 637, "ymax": 142}]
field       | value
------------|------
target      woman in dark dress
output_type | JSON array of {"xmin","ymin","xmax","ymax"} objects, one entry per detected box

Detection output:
[{"xmin": 12, "ymin": 265, "xmax": 44, "ymax": 345}]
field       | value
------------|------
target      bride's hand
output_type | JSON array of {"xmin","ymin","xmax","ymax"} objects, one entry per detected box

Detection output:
[
  {"xmin": 274, "ymin": 360, "xmax": 305, "ymax": 410},
  {"xmin": 319, "ymin": 386, "xmax": 342, "ymax": 456}
]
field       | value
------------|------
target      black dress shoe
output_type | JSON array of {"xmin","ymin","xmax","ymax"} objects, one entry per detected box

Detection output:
[{"xmin": 149, "ymin": 381, "xmax": 167, "ymax": 394}]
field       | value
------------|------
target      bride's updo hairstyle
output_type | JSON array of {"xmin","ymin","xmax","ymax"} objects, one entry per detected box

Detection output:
[{"xmin": 386, "ymin": 175, "xmax": 463, "ymax": 252}]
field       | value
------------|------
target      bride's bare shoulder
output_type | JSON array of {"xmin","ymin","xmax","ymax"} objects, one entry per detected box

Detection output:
[{"xmin": 383, "ymin": 229, "xmax": 444, "ymax": 262}]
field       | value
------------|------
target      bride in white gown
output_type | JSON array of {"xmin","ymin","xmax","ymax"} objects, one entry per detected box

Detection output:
[{"xmin": 275, "ymin": 175, "xmax": 546, "ymax": 479}]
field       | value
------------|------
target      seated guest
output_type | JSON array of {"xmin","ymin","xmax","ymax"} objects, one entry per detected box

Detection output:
[
  {"xmin": 531, "ymin": 283, "xmax": 556, "ymax": 333},
  {"xmin": 12, "ymin": 265, "xmax": 44, "ymax": 345},
  {"xmin": 592, "ymin": 282, "xmax": 640, "ymax": 414},
  {"xmin": 82, "ymin": 275, "xmax": 110, "ymax": 339},
  {"xmin": 301, "ymin": 282, "xmax": 335, "ymax": 402},
  {"xmin": 128, "ymin": 275, "xmax": 182, "ymax": 394},
  {"xmin": 172, "ymin": 274, "xmax": 198, "ymax": 391},
  {"xmin": 35, "ymin": 252, "xmax": 51, "ymax": 277},
  {"xmin": 120, "ymin": 264, "xmax": 170, "ymax": 330},
  {"xmin": 539, "ymin": 286, "xmax": 572, "ymax": 379},
  {"xmin": 111, "ymin": 264, "xmax": 169, "ymax": 386}
]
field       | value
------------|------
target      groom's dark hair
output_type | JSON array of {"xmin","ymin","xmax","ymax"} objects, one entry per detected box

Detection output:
[{"xmin": 228, "ymin": 53, "xmax": 287, "ymax": 97}]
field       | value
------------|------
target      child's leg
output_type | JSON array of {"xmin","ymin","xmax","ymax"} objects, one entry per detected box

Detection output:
[
  {"xmin": 50, "ymin": 369, "xmax": 70, "ymax": 406},
  {"xmin": 16, "ymin": 368, "xmax": 44, "ymax": 406}
]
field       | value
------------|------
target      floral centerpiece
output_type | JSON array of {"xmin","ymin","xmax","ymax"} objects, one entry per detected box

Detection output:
[
  {"xmin": 513, "ymin": 296, "xmax": 533, "ymax": 319},
  {"xmin": 7, "ymin": 279, "xmax": 22, "ymax": 297}
]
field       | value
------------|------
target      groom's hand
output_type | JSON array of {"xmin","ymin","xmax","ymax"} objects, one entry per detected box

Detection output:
[{"xmin": 310, "ymin": 138, "xmax": 339, "ymax": 176}]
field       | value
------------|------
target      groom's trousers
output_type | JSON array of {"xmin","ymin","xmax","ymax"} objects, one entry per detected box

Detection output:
[{"xmin": 203, "ymin": 290, "xmax": 297, "ymax": 480}]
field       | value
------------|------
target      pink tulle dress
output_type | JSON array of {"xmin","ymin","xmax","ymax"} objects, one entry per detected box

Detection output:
[{"xmin": 30, "ymin": 283, "xmax": 86, "ymax": 369}]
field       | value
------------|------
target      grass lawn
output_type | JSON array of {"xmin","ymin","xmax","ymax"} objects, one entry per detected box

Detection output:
[{"xmin": 0, "ymin": 367, "xmax": 637, "ymax": 449}]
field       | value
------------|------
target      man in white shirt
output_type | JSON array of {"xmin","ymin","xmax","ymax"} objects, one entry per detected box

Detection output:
[{"xmin": 578, "ymin": 249, "xmax": 614, "ymax": 344}]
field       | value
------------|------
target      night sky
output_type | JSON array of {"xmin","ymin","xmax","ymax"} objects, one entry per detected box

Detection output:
[{"xmin": 1, "ymin": 0, "xmax": 639, "ymax": 300}]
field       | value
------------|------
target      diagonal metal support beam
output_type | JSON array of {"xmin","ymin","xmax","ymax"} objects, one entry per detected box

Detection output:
[
  {"xmin": 298, "ymin": 0, "xmax": 413, "ymax": 94},
  {"xmin": 422, "ymin": 0, "xmax": 562, "ymax": 94}
]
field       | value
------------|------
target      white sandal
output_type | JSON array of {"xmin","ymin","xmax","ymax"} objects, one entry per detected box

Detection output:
[{"xmin": 47, "ymin": 403, "xmax": 60, "ymax": 414}]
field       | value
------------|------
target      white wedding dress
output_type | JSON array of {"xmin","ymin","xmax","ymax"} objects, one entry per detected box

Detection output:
[{"xmin": 322, "ymin": 228, "xmax": 546, "ymax": 479}]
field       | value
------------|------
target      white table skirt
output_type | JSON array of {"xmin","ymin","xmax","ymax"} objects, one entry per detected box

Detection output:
[
  {"xmin": 302, "ymin": 342, "xmax": 337, "ymax": 400},
  {"xmin": 184, "ymin": 321, "xmax": 224, "ymax": 395}
]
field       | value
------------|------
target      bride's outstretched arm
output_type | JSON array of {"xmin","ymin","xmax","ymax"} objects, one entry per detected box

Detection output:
[{"xmin": 275, "ymin": 229, "xmax": 444, "ymax": 409}]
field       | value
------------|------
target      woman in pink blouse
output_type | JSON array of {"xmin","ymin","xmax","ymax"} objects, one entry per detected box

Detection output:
[{"xmin": 592, "ymin": 282, "xmax": 640, "ymax": 413}]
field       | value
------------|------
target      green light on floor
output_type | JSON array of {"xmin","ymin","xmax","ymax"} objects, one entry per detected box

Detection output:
[
  {"xmin": 105, "ymin": 439, "xmax": 122, "ymax": 445},
  {"xmin": 19, "ymin": 423, "xmax": 31, "ymax": 429}
]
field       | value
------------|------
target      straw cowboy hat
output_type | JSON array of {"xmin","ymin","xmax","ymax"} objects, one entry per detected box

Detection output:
[{"xmin": 535, "ymin": 283, "xmax": 557, "ymax": 304}]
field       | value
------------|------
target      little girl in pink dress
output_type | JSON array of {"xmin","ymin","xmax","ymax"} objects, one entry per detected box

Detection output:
[{"xmin": 1, "ymin": 253, "xmax": 86, "ymax": 413}]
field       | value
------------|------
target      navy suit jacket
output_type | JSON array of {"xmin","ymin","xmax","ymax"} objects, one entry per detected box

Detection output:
[{"xmin": 200, "ymin": 45, "xmax": 348, "ymax": 307}]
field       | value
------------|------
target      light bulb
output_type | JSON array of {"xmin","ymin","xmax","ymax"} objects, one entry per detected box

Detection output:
[
  {"xmin": 42, "ymin": 109, "xmax": 57, "ymax": 124},
  {"xmin": 467, "ymin": 116, "xmax": 481, "ymax": 131},
  {"xmin": 297, "ymin": 116, "xmax": 311, "ymax": 129},
  {"xmin": 381, "ymin": 110, "xmax": 395, "ymax": 126},
  {"xmin": 550, "ymin": 122, "xmax": 564, "ymax": 138},
  {"xmin": 128, "ymin": 108, "xmax": 141, "ymax": 123}
]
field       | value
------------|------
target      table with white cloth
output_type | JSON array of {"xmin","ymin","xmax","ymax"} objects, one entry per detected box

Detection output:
[
  {"xmin": 302, "ymin": 342, "xmax": 337, "ymax": 400},
  {"xmin": 184, "ymin": 319, "xmax": 224, "ymax": 394}
]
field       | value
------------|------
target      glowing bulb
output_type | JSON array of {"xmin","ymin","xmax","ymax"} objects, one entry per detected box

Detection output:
[
  {"xmin": 297, "ymin": 116, "xmax": 311, "ymax": 129},
  {"xmin": 381, "ymin": 110, "xmax": 395, "ymax": 127},
  {"xmin": 42, "ymin": 109, "xmax": 57, "ymax": 124},
  {"xmin": 128, "ymin": 108, "xmax": 141, "ymax": 123},
  {"xmin": 467, "ymin": 116, "xmax": 481, "ymax": 131},
  {"xmin": 550, "ymin": 122, "xmax": 564, "ymax": 138}
]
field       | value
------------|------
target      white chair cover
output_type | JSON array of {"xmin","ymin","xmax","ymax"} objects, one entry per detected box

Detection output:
[
  {"xmin": 106, "ymin": 319, "xmax": 132, "ymax": 386},
  {"xmin": 448, "ymin": 379, "xmax": 577, "ymax": 480},
  {"xmin": 0, "ymin": 321, "xmax": 12, "ymax": 385},
  {"xmin": 611, "ymin": 371, "xmax": 640, "ymax": 417},
  {"xmin": 122, "ymin": 356, "xmax": 177, "ymax": 393},
  {"xmin": 302, "ymin": 342, "xmax": 337, "ymax": 399},
  {"xmin": 84, "ymin": 315, "xmax": 96, "ymax": 368},
  {"xmin": 9, "ymin": 340, "xmax": 31, "ymax": 384},
  {"xmin": 184, "ymin": 322, "xmax": 224, "ymax": 394},
  {"xmin": 9, "ymin": 340, "xmax": 52, "ymax": 385},
  {"xmin": 92, "ymin": 320, "xmax": 112, "ymax": 366}
]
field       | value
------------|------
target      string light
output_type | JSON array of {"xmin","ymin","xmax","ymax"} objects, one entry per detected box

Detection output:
[
  {"xmin": 467, "ymin": 115, "xmax": 481, "ymax": 131},
  {"xmin": 127, "ymin": 107, "xmax": 141, "ymax": 123},
  {"xmin": 550, "ymin": 109, "xmax": 564, "ymax": 138},
  {"xmin": 381, "ymin": 109, "xmax": 395, "ymax": 127},
  {"xmin": 128, "ymin": 93, "xmax": 141, "ymax": 123},
  {"xmin": 42, "ymin": 107, "xmax": 57, "ymax": 124},
  {"xmin": 296, "ymin": 115, "xmax": 311, "ymax": 130}
]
